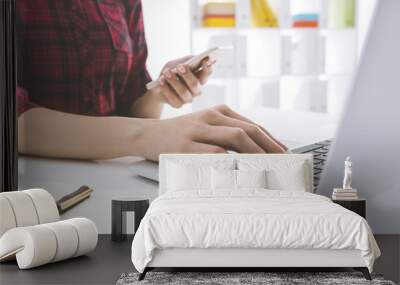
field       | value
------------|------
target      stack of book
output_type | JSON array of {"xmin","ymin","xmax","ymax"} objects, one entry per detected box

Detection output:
[
  {"xmin": 250, "ymin": 0, "xmax": 279, "ymax": 27},
  {"xmin": 332, "ymin": 188, "xmax": 358, "ymax": 200},
  {"xmin": 202, "ymin": 1, "xmax": 236, "ymax": 27},
  {"xmin": 292, "ymin": 13, "xmax": 319, "ymax": 28}
]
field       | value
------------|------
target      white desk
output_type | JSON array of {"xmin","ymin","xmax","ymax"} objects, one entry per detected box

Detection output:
[
  {"xmin": 18, "ymin": 108, "xmax": 337, "ymax": 234},
  {"xmin": 18, "ymin": 156, "xmax": 158, "ymax": 234}
]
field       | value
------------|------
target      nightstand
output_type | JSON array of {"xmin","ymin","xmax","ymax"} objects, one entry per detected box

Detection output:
[
  {"xmin": 111, "ymin": 197, "xmax": 149, "ymax": 242},
  {"xmin": 332, "ymin": 198, "xmax": 366, "ymax": 218}
]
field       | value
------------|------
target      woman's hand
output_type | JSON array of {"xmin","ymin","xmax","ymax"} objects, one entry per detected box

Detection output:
[
  {"xmin": 18, "ymin": 105, "xmax": 286, "ymax": 161},
  {"xmin": 136, "ymin": 105, "xmax": 287, "ymax": 161},
  {"xmin": 151, "ymin": 56, "xmax": 214, "ymax": 108}
]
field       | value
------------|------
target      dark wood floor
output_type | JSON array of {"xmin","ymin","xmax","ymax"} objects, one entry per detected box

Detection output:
[
  {"xmin": 374, "ymin": 235, "xmax": 400, "ymax": 284},
  {"xmin": 0, "ymin": 235, "xmax": 398, "ymax": 285},
  {"xmin": 0, "ymin": 235, "xmax": 133, "ymax": 285}
]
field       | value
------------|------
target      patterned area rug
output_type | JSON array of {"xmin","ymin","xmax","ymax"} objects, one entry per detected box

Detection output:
[{"xmin": 117, "ymin": 272, "xmax": 396, "ymax": 285}]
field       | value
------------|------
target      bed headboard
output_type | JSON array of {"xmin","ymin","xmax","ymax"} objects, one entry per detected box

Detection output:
[{"xmin": 159, "ymin": 154, "xmax": 313, "ymax": 195}]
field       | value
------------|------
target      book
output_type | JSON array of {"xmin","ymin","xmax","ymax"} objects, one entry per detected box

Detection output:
[
  {"xmin": 250, "ymin": 0, "xmax": 279, "ymax": 27},
  {"xmin": 292, "ymin": 13, "xmax": 319, "ymax": 28},
  {"xmin": 333, "ymin": 188, "xmax": 358, "ymax": 193},
  {"xmin": 345, "ymin": 0, "xmax": 355, "ymax": 27},
  {"xmin": 293, "ymin": 21, "xmax": 318, "ymax": 28},
  {"xmin": 332, "ymin": 193, "xmax": 358, "ymax": 197},
  {"xmin": 332, "ymin": 195, "xmax": 359, "ymax": 200},
  {"xmin": 203, "ymin": 2, "xmax": 235, "ymax": 16},
  {"xmin": 332, "ymin": 192, "xmax": 359, "ymax": 200},
  {"xmin": 292, "ymin": 14, "xmax": 319, "ymax": 22},
  {"xmin": 328, "ymin": 0, "xmax": 355, "ymax": 28},
  {"xmin": 202, "ymin": 1, "xmax": 236, "ymax": 27},
  {"xmin": 203, "ymin": 17, "xmax": 235, "ymax": 27},
  {"xmin": 57, "ymin": 185, "xmax": 94, "ymax": 214}
]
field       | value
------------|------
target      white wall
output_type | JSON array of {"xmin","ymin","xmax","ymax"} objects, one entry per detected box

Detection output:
[
  {"xmin": 143, "ymin": 0, "xmax": 377, "ymax": 76},
  {"xmin": 142, "ymin": 0, "xmax": 377, "ymax": 118},
  {"xmin": 142, "ymin": 0, "xmax": 193, "ymax": 117},
  {"xmin": 142, "ymin": 0, "xmax": 192, "ymax": 78}
]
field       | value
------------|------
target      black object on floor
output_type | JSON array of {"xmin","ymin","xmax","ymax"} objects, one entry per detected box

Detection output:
[{"xmin": 112, "ymin": 197, "xmax": 149, "ymax": 242}]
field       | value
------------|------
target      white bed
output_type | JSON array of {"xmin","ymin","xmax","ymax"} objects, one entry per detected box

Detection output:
[{"xmin": 131, "ymin": 154, "xmax": 380, "ymax": 280}]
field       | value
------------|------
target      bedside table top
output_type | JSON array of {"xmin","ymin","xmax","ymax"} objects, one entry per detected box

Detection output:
[
  {"xmin": 112, "ymin": 197, "xmax": 149, "ymax": 202},
  {"xmin": 332, "ymin": 198, "xmax": 366, "ymax": 202}
]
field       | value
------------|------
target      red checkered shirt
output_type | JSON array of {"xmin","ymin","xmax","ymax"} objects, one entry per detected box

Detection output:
[{"xmin": 16, "ymin": 0, "xmax": 151, "ymax": 117}]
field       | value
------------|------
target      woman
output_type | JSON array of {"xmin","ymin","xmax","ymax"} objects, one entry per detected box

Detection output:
[{"xmin": 17, "ymin": 0, "xmax": 286, "ymax": 161}]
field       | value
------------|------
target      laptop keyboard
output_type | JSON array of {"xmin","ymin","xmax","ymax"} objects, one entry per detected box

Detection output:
[{"xmin": 292, "ymin": 139, "xmax": 332, "ymax": 191}]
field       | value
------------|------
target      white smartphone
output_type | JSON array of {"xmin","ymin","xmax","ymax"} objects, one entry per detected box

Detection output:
[{"xmin": 145, "ymin": 46, "xmax": 220, "ymax": 90}]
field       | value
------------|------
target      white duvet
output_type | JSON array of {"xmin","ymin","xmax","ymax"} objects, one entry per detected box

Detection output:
[{"xmin": 131, "ymin": 190, "xmax": 380, "ymax": 273}]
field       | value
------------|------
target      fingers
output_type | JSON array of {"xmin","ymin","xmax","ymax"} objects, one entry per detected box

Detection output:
[
  {"xmin": 257, "ymin": 125, "xmax": 288, "ymax": 151},
  {"xmin": 214, "ymin": 114, "xmax": 284, "ymax": 153},
  {"xmin": 200, "ymin": 106, "xmax": 285, "ymax": 153},
  {"xmin": 175, "ymin": 64, "xmax": 202, "ymax": 97},
  {"xmin": 158, "ymin": 77, "xmax": 184, "ymax": 108},
  {"xmin": 160, "ymin": 64, "xmax": 204, "ymax": 106},
  {"xmin": 213, "ymin": 105, "xmax": 288, "ymax": 152},
  {"xmin": 162, "ymin": 68, "xmax": 192, "ymax": 103},
  {"xmin": 197, "ymin": 59, "xmax": 215, "ymax": 85},
  {"xmin": 158, "ymin": 55, "xmax": 215, "ymax": 109},
  {"xmin": 193, "ymin": 125, "xmax": 265, "ymax": 153}
]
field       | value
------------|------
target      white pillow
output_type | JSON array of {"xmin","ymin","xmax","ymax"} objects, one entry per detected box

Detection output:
[
  {"xmin": 166, "ymin": 159, "xmax": 236, "ymax": 191},
  {"xmin": 237, "ymin": 157, "xmax": 311, "ymax": 192},
  {"xmin": 167, "ymin": 163, "xmax": 210, "ymax": 191},
  {"xmin": 266, "ymin": 162, "xmax": 307, "ymax": 191},
  {"xmin": 236, "ymin": 169, "xmax": 267, "ymax": 189},
  {"xmin": 211, "ymin": 169, "xmax": 236, "ymax": 190},
  {"xmin": 211, "ymin": 169, "xmax": 267, "ymax": 190}
]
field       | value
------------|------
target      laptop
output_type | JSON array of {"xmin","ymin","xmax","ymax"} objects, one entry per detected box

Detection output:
[{"xmin": 131, "ymin": 0, "xmax": 400, "ymax": 233}]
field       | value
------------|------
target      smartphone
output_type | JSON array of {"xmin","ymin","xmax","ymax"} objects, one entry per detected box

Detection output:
[{"xmin": 145, "ymin": 46, "xmax": 220, "ymax": 90}]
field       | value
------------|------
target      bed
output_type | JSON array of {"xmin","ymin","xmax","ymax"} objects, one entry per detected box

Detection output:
[{"xmin": 131, "ymin": 154, "xmax": 380, "ymax": 281}]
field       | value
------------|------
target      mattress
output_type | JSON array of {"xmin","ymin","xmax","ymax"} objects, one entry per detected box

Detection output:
[{"xmin": 131, "ymin": 190, "xmax": 380, "ymax": 273}]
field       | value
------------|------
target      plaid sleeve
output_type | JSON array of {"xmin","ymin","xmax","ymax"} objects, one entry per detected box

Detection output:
[
  {"xmin": 16, "ymin": 87, "xmax": 38, "ymax": 117},
  {"xmin": 117, "ymin": 0, "xmax": 152, "ymax": 116},
  {"xmin": 15, "ymin": 1, "xmax": 38, "ymax": 117},
  {"xmin": 16, "ymin": 7, "xmax": 38, "ymax": 117}
]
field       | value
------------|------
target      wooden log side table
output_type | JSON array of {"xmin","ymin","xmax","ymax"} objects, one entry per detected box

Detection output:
[{"xmin": 111, "ymin": 197, "xmax": 149, "ymax": 242}]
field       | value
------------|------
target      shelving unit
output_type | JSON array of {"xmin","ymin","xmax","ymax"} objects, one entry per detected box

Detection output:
[{"xmin": 189, "ymin": 0, "xmax": 359, "ymax": 115}]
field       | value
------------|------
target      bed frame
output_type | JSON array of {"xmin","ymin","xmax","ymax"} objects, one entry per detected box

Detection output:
[
  {"xmin": 138, "ymin": 154, "xmax": 372, "ymax": 281},
  {"xmin": 139, "ymin": 248, "xmax": 371, "ymax": 280}
]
